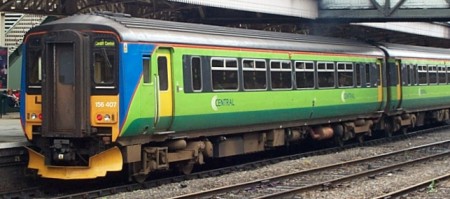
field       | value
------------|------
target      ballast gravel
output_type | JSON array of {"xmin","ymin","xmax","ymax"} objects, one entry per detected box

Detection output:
[{"xmin": 111, "ymin": 129, "xmax": 450, "ymax": 199}]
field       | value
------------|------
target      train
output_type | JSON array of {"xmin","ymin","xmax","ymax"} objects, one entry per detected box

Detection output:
[{"xmin": 20, "ymin": 13, "xmax": 450, "ymax": 181}]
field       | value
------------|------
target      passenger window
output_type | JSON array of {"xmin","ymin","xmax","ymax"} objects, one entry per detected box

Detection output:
[
  {"xmin": 428, "ymin": 66, "xmax": 437, "ymax": 85},
  {"xmin": 355, "ymin": 63, "xmax": 361, "ymax": 87},
  {"xmin": 410, "ymin": 65, "xmax": 417, "ymax": 85},
  {"xmin": 143, "ymin": 55, "xmax": 150, "ymax": 84},
  {"xmin": 271, "ymin": 61, "xmax": 292, "ymax": 89},
  {"xmin": 191, "ymin": 57, "xmax": 202, "ymax": 91},
  {"xmin": 158, "ymin": 56, "xmax": 168, "ymax": 90},
  {"xmin": 438, "ymin": 66, "xmax": 446, "ymax": 84},
  {"xmin": 364, "ymin": 64, "xmax": 371, "ymax": 87},
  {"xmin": 295, "ymin": 61, "xmax": 315, "ymax": 89},
  {"xmin": 401, "ymin": 64, "xmax": 409, "ymax": 86},
  {"xmin": 374, "ymin": 63, "xmax": 381, "ymax": 87},
  {"xmin": 211, "ymin": 58, "xmax": 238, "ymax": 91},
  {"xmin": 337, "ymin": 63, "xmax": 353, "ymax": 88},
  {"xmin": 317, "ymin": 62, "xmax": 335, "ymax": 88},
  {"xmin": 447, "ymin": 66, "xmax": 450, "ymax": 84},
  {"xmin": 418, "ymin": 65, "xmax": 427, "ymax": 85},
  {"xmin": 243, "ymin": 59, "xmax": 267, "ymax": 90}
]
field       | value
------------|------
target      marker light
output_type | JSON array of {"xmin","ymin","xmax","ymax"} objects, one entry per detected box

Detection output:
[
  {"xmin": 96, "ymin": 114, "xmax": 103, "ymax": 121},
  {"xmin": 38, "ymin": 113, "xmax": 43, "ymax": 120},
  {"xmin": 104, "ymin": 114, "xmax": 111, "ymax": 121},
  {"xmin": 30, "ymin": 113, "xmax": 37, "ymax": 120}
]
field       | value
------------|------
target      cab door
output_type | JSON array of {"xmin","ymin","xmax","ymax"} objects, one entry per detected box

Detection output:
[
  {"xmin": 152, "ymin": 48, "xmax": 174, "ymax": 131},
  {"xmin": 41, "ymin": 30, "xmax": 88, "ymax": 137}
]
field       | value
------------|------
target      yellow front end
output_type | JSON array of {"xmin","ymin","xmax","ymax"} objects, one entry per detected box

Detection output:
[
  {"xmin": 25, "ymin": 95, "xmax": 123, "ymax": 179},
  {"xmin": 27, "ymin": 146, "xmax": 123, "ymax": 179}
]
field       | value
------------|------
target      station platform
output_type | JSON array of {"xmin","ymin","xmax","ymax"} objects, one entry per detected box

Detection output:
[
  {"xmin": 0, "ymin": 112, "xmax": 27, "ymax": 148},
  {"xmin": 0, "ymin": 112, "xmax": 20, "ymax": 120}
]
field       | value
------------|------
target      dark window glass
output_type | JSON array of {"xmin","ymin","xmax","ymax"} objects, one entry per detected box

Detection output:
[
  {"xmin": 143, "ymin": 56, "xmax": 150, "ymax": 83},
  {"xmin": 243, "ymin": 59, "xmax": 267, "ymax": 90},
  {"xmin": 438, "ymin": 66, "xmax": 446, "ymax": 84},
  {"xmin": 318, "ymin": 62, "xmax": 335, "ymax": 88},
  {"xmin": 93, "ymin": 51, "xmax": 115, "ymax": 85},
  {"xmin": 373, "ymin": 63, "xmax": 380, "ymax": 87},
  {"xmin": 295, "ymin": 61, "xmax": 314, "ymax": 89},
  {"xmin": 447, "ymin": 66, "xmax": 450, "ymax": 84},
  {"xmin": 411, "ymin": 65, "xmax": 417, "ymax": 85},
  {"xmin": 27, "ymin": 49, "xmax": 42, "ymax": 86},
  {"xmin": 212, "ymin": 58, "xmax": 238, "ymax": 90},
  {"xmin": 271, "ymin": 61, "xmax": 292, "ymax": 89},
  {"xmin": 191, "ymin": 57, "xmax": 202, "ymax": 91},
  {"xmin": 49, "ymin": 43, "xmax": 74, "ymax": 85},
  {"xmin": 429, "ymin": 66, "xmax": 437, "ymax": 84},
  {"xmin": 418, "ymin": 65, "xmax": 427, "ymax": 85},
  {"xmin": 365, "ymin": 64, "xmax": 371, "ymax": 87},
  {"xmin": 337, "ymin": 63, "xmax": 353, "ymax": 87},
  {"xmin": 401, "ymin": 65, "xmax": 409, "ymax": 86},
  {"xmin": 355, "ymin": 63, "xmax": 361, "ymax": 87},
  {"xmin": 406, "ymin": 65, "xmax": 411, "ymax": 85},
  {"xmin": 158, "ymin": 56, "xmax": 168, "ymax": 91}
]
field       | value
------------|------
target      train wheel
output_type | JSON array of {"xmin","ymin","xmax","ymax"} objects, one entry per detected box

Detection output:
[
  {"xmin": 178, "ymin": 161, "xmax": 194, "ymax": 175},
  {"xmin": 384, "ymin": 121, "xmax": 393, "ymax": 137},
  {"xmin": 401, "ymin": 127, "xmax": 408, "ymax": 135},
  {"xmin": 333, "ymin": 125, "xmax": 345, "ymax": 147},
  {"xmin": 129, "ymin": 162, "xmax": 147, "ymax": 183},
  {"xmin": 334, "ymin": 136, "xmax": 344, "ymax": 147},
  {"xmin": 357, "ymin": 135, "xmax": 364, "ymax": 144},
  {"xmin": 133, "ymin": 174, "xmax": 148, "ymax": 183}
]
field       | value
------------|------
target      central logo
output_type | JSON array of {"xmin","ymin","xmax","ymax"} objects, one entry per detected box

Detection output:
[
  {"xmin": 341, "ymin": 91, "xmax": 355, "ymax": 102},
  {"xmin": 211, "ymin": 95, "xmax": 235, "ymax": 111}
]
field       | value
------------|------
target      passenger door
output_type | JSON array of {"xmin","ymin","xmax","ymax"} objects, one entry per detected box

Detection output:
[
  {"xmin": 385, "ymin": 58, "xmax": 402, "ymax": 112},
  {"xmin": 152, "ymin": 48, "xmax": 174, "ymax": 131}
]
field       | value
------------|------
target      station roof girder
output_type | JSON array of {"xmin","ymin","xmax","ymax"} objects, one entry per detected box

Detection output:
[
  {"xmin": 319, "ymin": 0, "xmax": 450, "ymax": 22},
  {"xmin": 0, "ymin": 0, "xmax": 449, "ymax": 23}
]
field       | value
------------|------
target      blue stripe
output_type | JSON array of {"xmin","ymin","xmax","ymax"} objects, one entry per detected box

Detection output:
[{"xmin": 118, "ymin": 43, "xmax": 156, "ymax": 130}]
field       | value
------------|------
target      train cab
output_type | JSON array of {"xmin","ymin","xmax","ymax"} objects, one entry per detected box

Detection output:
[{"xmin": 22, "ymin": 21, "xmax": 123, "ymax": 179}]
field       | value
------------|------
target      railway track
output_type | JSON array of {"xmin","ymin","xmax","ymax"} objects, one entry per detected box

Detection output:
[
  {"xmin": 0, "ymin": 144, "xmax": 31, "ymax": 195},
  {"xmin": 0, "ymin": 144, "xmax": 27, "ymax": 167},
  {"xmin": 1, "ymin": 125, "xmax": 449, "ymax": 199},
  {"xmin": 373, "ymin": 173, "xmax": 450, "ymax": 199},
  {"xmin": 172, "ymin": 139, "xmax": 450, "ymax": 199}
]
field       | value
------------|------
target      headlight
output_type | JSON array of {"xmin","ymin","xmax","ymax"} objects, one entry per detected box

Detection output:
[{"xmin": 104, "ymin": 114, "xmax": 111, "ymax": 121}]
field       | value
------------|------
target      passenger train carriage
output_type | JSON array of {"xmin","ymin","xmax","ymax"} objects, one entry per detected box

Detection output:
[{"xmin": 21, "ymin": 13, "xmax": 450, "ymax": 181}]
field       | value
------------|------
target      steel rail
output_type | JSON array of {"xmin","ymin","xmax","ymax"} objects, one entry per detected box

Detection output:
[
  {"xmin": 171, "ymin": 139, "xmax": 450, "ymax": 199},
  {"xmin": 256, "ymin": 151, "xmax": 450, "ymax": 199},
  {"xmin": 373, "ymin": 173, "xmax": 450, "ymax": 199}
]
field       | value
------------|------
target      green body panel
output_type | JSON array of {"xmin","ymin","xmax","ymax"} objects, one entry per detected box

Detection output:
[
  {"xmin": 170, "ymin": 88, "xmax": 381, "ymax": 132},
  {"xmin": 401, "ymin": 85, "xmax": 450, "ymax": 111},
  {"xmin": 120, "ymin": 47, "xmax": 383, "ymax": 137}
]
